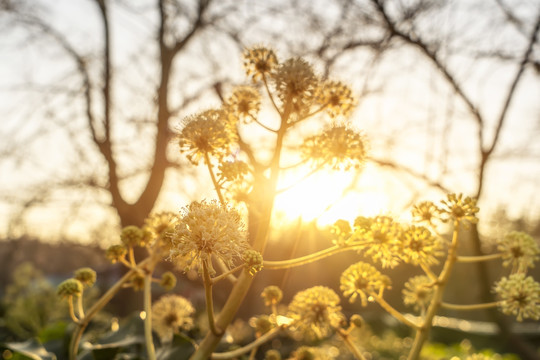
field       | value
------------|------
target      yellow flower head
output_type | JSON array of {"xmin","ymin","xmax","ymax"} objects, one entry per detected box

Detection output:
[
  {"xmin": 411, "ymin": 201, "xmax": 440, "ymax": 225},
  {"xmin": 218, "ymin": 160, "xmax": 250, "ymax": 183},
  {"xmin": 439, "ymin": 193, "xmax": 479, "ymax": 224},
  {"xmin": 399, "ymin": 225, "xmax": 443, "ymax": 266},
  {"xmin": 340, "ymin": 262, "xmax": 391, "ymax": 306},
  {"xmin": 249, "ymin": 314, "xmax": 274, "ymax": 337},
  {"xmin": 143, "ymin": 212, "xmax": 179, "ymax": 254},
  {"xmin": 360, "ymin": 216, "xmax": 403, "ymax": 268},
  {"xmin": 243, "ymin": 249, "xmax": 263, "ymax": 276},
  {"xmin": 120, "ymin": 225, "xmax": 145, "ymax": 247},
  {"xmin": 226, "ymin": 86, "xmax": 261, "ymax": 123},
  {"xmin": 151, "ymin": 294, "xmax": 195, "ymax": 342},
  {"xmin": 74, "ymin": 267, "xmax": 96, "ymax": 288},
  {"xmin": 272, "ymin": 57, "xmax": 318, "ymax": 115},
  {"xmin": 169, "ymin": 200, "xmax": 249, "ymax": 275},
  {"xmin": 494, "ymin": 273, "xmax": 540, "ymax": 321},
  {"xmin": 265, "ymin": 349, "xmax": 282, "ymax": 360},
  {"xmin": 106, "ymin": 244, "xmax": 127, "ymax": 263},
  {"xmin": 57, "ymin": 279, "xmax": 83, "ymax": 299},
  {"xmin": 497, "ymin": 231, "xmax": 539, "ymax": 273},
  {"xmin": 178, "ymin": 109, "xmax": 236, "ymax": 165},
  {"xmin": 301, "ymin": 123, "xmax": 367, "ymax": 171},
  {"xmin": 287, "ymin": 286, "xmax": 345, "ymax": 340},
  {"xmin": 402, "ymin": 275, "xmax": 434, "ymax": 313},
  {"xmin": 331, "ymin": 219, "xmax": 352, "ymax": 246},
  {"xmin": 261, "ymin": 285, "xmax": 283, "ymax": 307},
  {"xmin": 243, "ymin": 46, "xmax": 278, "ymax": 82},
  {"xmin": 316, "ymin": 80, "xmax": 356, "ymax": 118},
  {"xmin": 160, "ymin": 271, "xmax": 177, "ymax": 291}
]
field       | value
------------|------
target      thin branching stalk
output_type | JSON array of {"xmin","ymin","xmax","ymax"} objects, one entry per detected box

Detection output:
[
  {"xmin": 210, "ymin": 326, "xmax": 283, "ymax": 359},
  {"xmin": 441, "ymin": 301, "xmax": 499, "ymax": 311},
  {"xmin": 336, "ymin": 327, "xmax": 367, "ymax": 360},
  {"xmin": 143, "ymin": 272, "xmax": 157, "ymax": 360},
  {"xmin": 68, "ymin": 297, "xmax": 79, "ymax": 324},
  {"xmin": 457, "ymin": 253, "xmax": 503, "ymax": 263},
  {"xmin": 371, "ymin": 293, "xmax": 420, "ymax": 329},
  {"xmin": 204, "ymin": 152, "xmax": 226, "ymax": 205},
  {"xmin": 203, "ymin": 260, "xmax": 222, "ymax": 336},
  {"xmin": 264, "ymin": 244, "xmax": 365, "ymax": 269},
  {"xmin": 76, "ymin": 294, "xmax": 85, "ymax": 319},
  {"xmin": 211, "ymin": 264, "xmax": 244, "ymax": 284}
]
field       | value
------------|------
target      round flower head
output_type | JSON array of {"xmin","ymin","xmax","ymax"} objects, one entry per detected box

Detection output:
[
  {"xmin": 169, "ymin": 200, "xmax": 249, "ymax": 275},
  {"xmin": 57, "ymin": 279, "xmax": 83, "ymax": 299},
  {"xmin": 497, "ymin": 231, "xmax": 539, "ymax": 273},
  {"xmin": 74, "ymin": 267, "xmax": 96, "ymax": 287},
  {"xmin": 243, "ymin": 46, "xmax": 278, "ymax": 82},
  {"xmin": 402, "ymin": 275, "xmax": 435, "ymax": 313},
  {"xmin": 265, "ymin": 349, "xmax": 282, "ymax": 360},
  {"xmin": 143, "ymin": 212, "xmax": 179, "ymax": 255},
  {"xmin": 411, "ymin": 201, "xmax": 440, "ymax": 226},
  {"xmin": 226, "ymin": 86, "xmax": 261, "ymax": 123},
  {"xmin": 439, "ymin": 193, "xmax": 479, "ymax": 224},
  {"xmin": 340, "ymin": 261, "xmax": 391, "ymax": 306},
  {"xmin": 261, "ymin": 285, "xmax": 283, "ymax": 307},
  {"xmin": 120, "ymin": 225, "xmax": 145, "ymax": 248},
  {"xmin": 218, "ymin": 160, "xmax": 250, "ymax": 183},
  {"xmin": 243, "ymin": 249, "xmax": 263, "ymax": 276},
  {"xmin": 249, "ymin": 315, "xmax": 273, "ymax": 337},
  {"xmin": 160, "ymin": 271, "xmax": 177, "ymax": 291},
  {"xmin": 178, "ymin": 109, "xmax": 236, "ymax": 165},
  {"xmin": 399, "ymin": 225, "xmax": 442, "ymax": 266},
  {"xmin": 152, "ymin": 294, "xmax": 195, "ymax": 342},
  {"xmin": 331, "ymin": 219, "xmax": 352, "ymax": 246},
  {"xmin": 106, "ymin": 244, "xmax": 127, "ymax": 263},
  {"xmin": 494, "ymin": 273, "xmax": 540, "ymax": 321},
  {"xmin": 301, "ymin": 123, "xmax": 367, "ymax": 171},
  {"xmin": 272, "ymin": 57, "xmax": 318, "ymax": 116},
  {"xmin": 287, "ymin": 286, "xmax": 345, "ymax": 340},
  {"xmin": 316, "ymin": 80, "xmax": 356, "ymax": 118},
  {"xmin": 130, "ymin": 273, "xmax": 145, "ymax": 291},
  {"xmin": 359, "ymin": 216, "xmax": 403, "ymax": 268}
]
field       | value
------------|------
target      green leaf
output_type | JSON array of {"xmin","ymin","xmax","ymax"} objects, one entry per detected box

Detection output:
[{"xmin": 2, "ymin": 339, "xmax": 57, "ymax": 360}]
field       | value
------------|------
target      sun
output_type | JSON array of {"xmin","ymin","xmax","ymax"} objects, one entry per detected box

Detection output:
[{"xmin": 273, "ymin": 166, "xmax": 389, "ymax": 226}]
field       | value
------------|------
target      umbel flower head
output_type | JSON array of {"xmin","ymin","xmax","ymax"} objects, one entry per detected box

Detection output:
[
  {"xmin": 106, "ymin": 244, "xmax": 127, "ymax": 263},
  {"xmin": 178, "ymin": 109, "xmax": 236, "ymax": 165},
  {"xmin": 243, "ymin": 46, "xmax": 278, "ymax": 82},
  {"xmin": 301, "ymin": 123, "xmax": 367, "ymax": 171},
  {"xmin": 439, "ymin": 193, "xmax": 479, "ymax": 224},
  {"xmin": 169, "ymin": 200, "xmax": 249, "ymax": 274},
  {"xmin": 74, "ymin": 267, "xmax": 96, "ymax": 287},
  {"xmin": 399, "ymin": 225, "xmax": 443, "ymax": 266},
  {"xmin": 151, "ymin": 294, "xmax": 195, "ymax": 342},
  {"xmin": 357, "ymin": 216, "xmax": 403, "ymax": 268},
  {"xmin": 402, "ymin": 275, "xmax": 435, "ymax": 313},
  {"xmin": 494, "ymin": 273, "xmax": 540, "ymax": 321},
  {"xmin": 261, "ymin": 285, "xmax": 283, "ymax": 307},
  {"xmin": 411, "ymin": 201, "xmax": 440, "ymax": 226},
  {"xmin": 120, "ymin": 225, "xmax": 145, "ymax": 247},
  {"xmin": 287, "ymin": 286, "xmax": 345, "ymax": 340},
  {"xmin": 57, "ymin": 279, "xmax": 83, "ymax": 299},
  {"xmin": 272, "ymin": 57, "xmax": 318, "ymax": 115},
  {"xmin": 315, "ymin": 80, "xmax": 356, "ymax": 118},
  {"xmin": 497, "ymin": 231, "xmax": 539, "ymax": 273},
  {"xmin": 340, "ymin": 261, "xmax": 391, "ymax": 306},
  {"xmin": 243, "ymin": 249, "xmax": 263, "ymax": 276},
  {"xmin": 226, "ymin": 86, "xmax": 261, "ymax": 123}
]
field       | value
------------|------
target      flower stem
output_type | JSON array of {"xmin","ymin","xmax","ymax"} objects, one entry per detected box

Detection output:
[
  {"xmin": 68, "ymin": 297, "xmax": 79, "ymax": 323},
  {"xmin": 204, "ymin": 152, "xmax": 226, "ymax": 205},
  {"xmin": 371, "ymin": 293, "xmax": 420, "ymax": 329},
  {"xmin": 457, "ymin": 253, "xmax": 502, "ymax": 263},
  {"xmin": 211, "ymin": 326, "xmax": 283, "ymax": 359},
  {"xmin": 203, "ymin": 260, "xmax": 222, "ymax": 336},
  {"xmin": 441, "ymin": 301, "xmax": 499, "ymax": 310},
  {"xmin": 144, "ymin": 272, "xmax": 157, "ymax": 360},
  {"xmin": 76, "ymin": 294, "xmax": 85, "ymax": 319},
  {"xmin": 264, "ymin": 244, "xmax": 363, "ymax": 269},
  {"xmin": 336, "ymin": 327, "xmax": 367, "ymax": 360}
]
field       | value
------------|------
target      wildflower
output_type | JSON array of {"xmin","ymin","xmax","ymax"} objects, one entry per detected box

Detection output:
[
  {"xmin": 350, "ymin": 314, "xmax": 364, "ymax": 328},
  {"xmin": 261, "ymin": 285, "xmax": 283, "ymax": 307},
  {"xmin": 226, "ymin": 86, "xmax": 261, "ymax": 122},
  {"xmin": 243, "ymin": 46, "xmax": 278, "ymax": 82},
  {"xmin": 120, "ymin": 225, "xmax": 145, "ymax": 247},
  {"xmin": 106, "ymin": 244, "xmax": 127, "ymax": 263},
  {"xmin": 402, "ymin": 275, "xmax": 434, "ymax": 313},
  {"xmin": 160, "ymin": 271, "xmax": 177, "ymax": 291},
  {"xmin": 243, "ymin": 249, "xmax": 263, "ymax": 276},
  {"xmin": 169, "ymin": 200, "xmax": 249, "ymax": 275},
  {"xmin": 74, "ymin": 267, "xmax": 96, "ymax": 287},
  {"xmin": 265, "ymin": 349, "xmax": 282, "ymax": 360},
  {"xmin": 331, "ymin": 219, "xmax": 352, "ymax": 246},
  {"xmin": 218, "ymin": 160, "xmax": 250, "ymax": 183},
  {"xmin": 130, "ymin": 273, "xmax": 145, "ymax": 291},
  {"xmin": 316, "ymin": 80, "xmax": 356, "ymax": 118},
  {"xmin": 57, "ymin": 279, "xmax": 83, "ymax": 299},
  {"xmin": 340, "ymin": 262, "xmax": 391, "ymax": 306},
  {"xmin": 411, "ymin": 201, "xmax": 440, "ymax": 225},
  {"xmin": 152, "ymin": 294, "xmax": 195, "ymax": 342},
  {"xmin": 178, "ymin": 109, "xmax": 235, "ymax": 165},
  {"xmin": 287, "ymin": 286, "xmax": 345, "ymax": 340},
  {"xmin": 359, "ymin": 216, "xmax": 403, "ymax": 268},
  {"xmin": 272, "ymin": 57, "xmax": 318, "ymax": 115},
  {"xmin": 494, "ymin": 273, "xmax": 540, "ymax": 321},
  {"xmin": 439, "ymin": 193, "xmax": 479, "ymax": 224},
  {"xmin": 143, "ymin": 212, "xmax": 178, "ymax": 256},
  {"xmin": 497, "ymin": 231, "xmax": 539, "ymax": 273},
  {"xmin": 399, "ymin": 225, "xmax": 442, "ymax": 266},
  {"xmin": 301, "ymin": 124, "xmax": 367, "ymax": 171},
  {"xmin": 249, "ymin": 315, "xmax": 274, "ymax": 336}
]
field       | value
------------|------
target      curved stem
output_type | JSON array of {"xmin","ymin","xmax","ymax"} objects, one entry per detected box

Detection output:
[
  {"xmin": 211, "ymin": 326, "xmax": 283, "ymax": 359},
  {"xmin": 336, "ymin": 327, "xmax": 367, "ymax": 360},
  {"xmin": 264, "ymin": 244, "xmax": 364, "ymax": 269},
  {"xmin": 457, "ymin": 253, "xmax": 502, "ymax": 263},
  {"xmin": 76, "ymin": 294, "xmax": 85, "ymax": 319},
  {"xmin": 441, "ymin": 301, "xmax": 499, "ymax": 311},
  {"xmin": 214, "ymin": 258, "xmax": 238, "ymax": 284},
  {"xmin": 204, "ymin": 152, "xmax": 226, "ymax": 205},
  {"xmin": 262, "ymin": 74, "xmax": 281, "ymax": 116},
  {"xmin": 203, "ymin": 260, "xmax": 222, "ymax": 336},
  {"xmin": 68, "ymin": 297, "xmax": 80, "ymax": 324},
  {"xmin": 212, "ymin": 264, "xmax": 244, "ymax": 284},
  {"xmin": 144, "ymin": 272, "xmax": 157, "ymax": 360},
  {"xmin": 420, "ymin": 263, "xmax": 438, "ymax": 282},
  {"xmin": 371, "ymin": 293, "xmax": 420, "ymax": 329}
]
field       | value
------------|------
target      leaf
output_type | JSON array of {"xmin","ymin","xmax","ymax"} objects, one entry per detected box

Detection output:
[{"xmin": 2, "ymin": 339, "xmax": 57, "ymax": 360}]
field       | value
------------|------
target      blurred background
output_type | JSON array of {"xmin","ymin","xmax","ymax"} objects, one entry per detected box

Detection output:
[{"xmin": 0, "ymin": 0, "xmax": 539, "ymax": 358}]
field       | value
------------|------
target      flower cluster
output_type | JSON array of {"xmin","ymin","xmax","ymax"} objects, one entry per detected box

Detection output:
[
  {"xmin": 356, "ymin": 216, "xmax": 403, "ymax": 268},
  {"xmin": 497, "ymin": 231, "xmax": 539, "ymax": 273},
  {"xmin": 439, "ymin": 193, "xmax": 479, "ymax": 224},
  {"xmin": 243, "ymin": 249, "xmax": 264, "ymax": 276},
  {"xmin": 301, "ymin": 123, "xmax": 367, "ymax": 171},
  {"xmin": 494, "ymin": 273, "xmax": 540, "ymax": 321},
  {"xmin": 261, "ymin": 285, "xmax": 283, "ymax": 307},
  {"xmin": 411, "ymin": 201, "xmax": 440, "ymax": 226},
  {"xmin": 315, "ymin": 80, "xmax": 357, "ymax": 118},
  {"xmin": 57, "ymin": 279, "xmax": 83, "ymax": 299},
  {"xmin": 400, "ymin": 225, "xmax": 443, "ymax": 266},
  {"xmin": 243, "ymin": 46, "xmax": 278, "ymax": 82},
  {"xmin": 74, "ymin": 267, "xmax": 96, "ymax": 288},
  {"xmin": 225, "ymin": 86, "xmax": 261, "ymax": 123},
  {"xmin": 169, "ymin": 200, "xmax": 249, "ymax": 275},
  {"xmin": 272, "ymin": 58, "xmax": 318, "ymax": 116},
  {"xmin": 340, "ymin": 261, "xmax": 391, "ymax": 306},
  {"xmin": 287, "ymin": 286, "xmax": 345, "ymax": 340},
  {"xmin": 402, "ymin": 275, "xmax": 435, "ymax": 313},
  {"xmin": 151, "ymin": 295, "xmax": 195, "ymax": 342}
]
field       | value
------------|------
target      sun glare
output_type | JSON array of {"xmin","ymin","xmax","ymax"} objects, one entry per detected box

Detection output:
[{"xmin": 274, "ymin": 167, "xmax": 389, "ymax": 226}]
